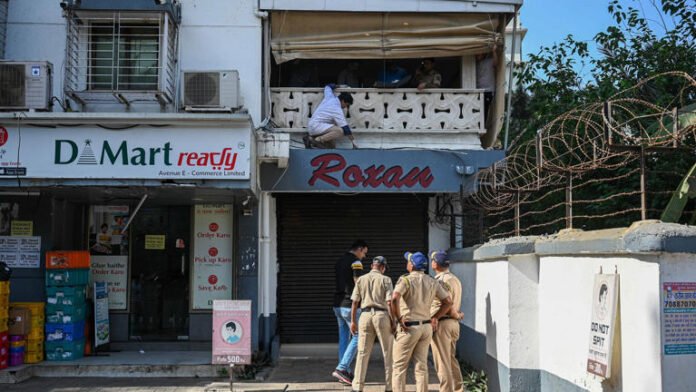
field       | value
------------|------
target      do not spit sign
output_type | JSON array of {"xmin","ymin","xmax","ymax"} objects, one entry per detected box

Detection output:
[{"xmin": 587, "ymin": 274, "xmax": 619, "ymax": 378}]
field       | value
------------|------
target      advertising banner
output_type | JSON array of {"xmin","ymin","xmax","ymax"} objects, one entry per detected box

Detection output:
[
  {"xmin": 0, "ymin": 236, "xmax": 41, "ymax": 268},
  {"xmin": 0, "ymin": 125, "xmax": 250, "ymax": 180},
  {"xmin": 94, "ymin": 281, "xmax": 111, "ymax": 347},
  {"xmin": 212, "ymin": 300, "xmax": 251, "ymax": 365},
  {"xmin": 89, "ymin": 206, "xmax": 129, "ymax": 310},
  {"xmin": 587, "ymin": 274, "xmax": 619, "ymax": 378},
  {"xmin": 192, "ymin": 205, "xmax": 234, "ymax": 310},
  {"xmin": 662, "ymin": 282, "xmax": 696, "ymax": 355},
  {"xmin": 90, "ymin": 256, "xmax": 128, "ymax": 310}
]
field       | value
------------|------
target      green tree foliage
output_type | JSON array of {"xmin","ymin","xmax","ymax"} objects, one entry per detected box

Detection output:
[
  {"xmin": 494, "ymin": 0, "xmax": 696, "ymax": 234},
  {"xmin": 514, "ymin": 0, "xmax": 695, "ymax": 144}
]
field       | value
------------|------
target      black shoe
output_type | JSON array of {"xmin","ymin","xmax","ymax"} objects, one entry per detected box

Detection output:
[
  {"xmin": 302, "ymin": 135, "xmax": 313, "ymax": 149},
  {"xmin": 331, "ymin": 369, "xmax": 352, "ymax": 385}
]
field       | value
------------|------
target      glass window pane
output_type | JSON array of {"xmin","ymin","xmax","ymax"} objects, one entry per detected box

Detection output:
[{"xmin": 89, "ymin": 23, "xmax": 160, "ymax": 91}]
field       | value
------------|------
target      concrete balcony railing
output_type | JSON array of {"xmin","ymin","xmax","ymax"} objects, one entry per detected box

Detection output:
[{"xmin": 270, "ymin": 88, "xmax": 486, "ymax": 150}]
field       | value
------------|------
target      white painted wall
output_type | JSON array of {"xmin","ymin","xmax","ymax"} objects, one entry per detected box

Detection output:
[
  {"xmin": 538, "ymin": 255, "xmax": 661, "ymax": 392},
  {"xmin": 5, "ymin": 0, "xmax": 66, "ymax": 99},
  {"xmin": 179, "ymin": 0, "xmax": 262, "ymax": 124},
  {"xmin": 452, "ymin": 254, "xmax": 537, "ymax": 389},
  {"xmin": 507, "ymin": 254, "xmax": 539, "ymax": 373},
  {"xmin": 452, "ymin": 259, "xmax": 511, "ymax": 368},
  {"xmin": 4, "ymin": 0, "xmax": 262, "ymax": 122},
  {"xmin": 659, "ymin": 252, "xmax": 696, "ymax": 392}
]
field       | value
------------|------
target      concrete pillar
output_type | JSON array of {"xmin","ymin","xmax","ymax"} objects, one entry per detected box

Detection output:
[{"xmin": 507, "ymin": 254, "xmax": 540, "ymax": 391}]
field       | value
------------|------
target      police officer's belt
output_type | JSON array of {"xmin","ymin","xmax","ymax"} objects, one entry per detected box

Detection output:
[
  {"xmin": 438, "ymin": 316, "xmax": 453, "ymax": 321},
  {"xmin": 361, "ymin": 306, "xmax": 387, "ymax": 312},
  {"xmin": 404, "ymin": 320, "xmax": 431, "ymax": 326}
]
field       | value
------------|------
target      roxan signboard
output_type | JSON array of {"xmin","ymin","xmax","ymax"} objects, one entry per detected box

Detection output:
[{"xmin": 261, "ymin": 149, "xmax": 504, "ymax": 193}]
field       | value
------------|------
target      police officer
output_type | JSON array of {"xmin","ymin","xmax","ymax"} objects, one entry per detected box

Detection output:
[
  {"xmin": 429, "ymin": 250, "xmax": 465, "ymax": 392},
  {"xmin": 350, "ymin": 256, "xmax": 394, "ymax": 392},
  {"xmin": 390, "ymin": 251, "xmax": 452, "ymax": 392}
]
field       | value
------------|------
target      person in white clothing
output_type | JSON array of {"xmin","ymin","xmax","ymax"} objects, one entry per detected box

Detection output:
[{"xmin": 304, "ymin": 84, "xmax": 357, "ymax": 149}]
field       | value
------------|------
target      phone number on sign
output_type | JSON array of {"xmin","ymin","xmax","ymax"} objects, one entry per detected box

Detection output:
[{"xmin": 665, "ymin": 300, "xmax": 696, "ymax": 308}]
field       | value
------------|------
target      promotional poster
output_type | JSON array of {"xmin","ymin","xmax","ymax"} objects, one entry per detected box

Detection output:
[{"xmin": 212, "ymin": 300, "xmax": 251, "ymax": 365}]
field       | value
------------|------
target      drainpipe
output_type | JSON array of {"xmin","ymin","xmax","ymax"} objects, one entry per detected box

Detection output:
[
  {"xmin": 258, "ymin": 192, "xmax": 273, "ymax": 352},
  {"xmin": 256, "ymin": 4, "xmax": 271, "ymax": 119},
  {"xmin": 503, "ymin": 8, "xmax": 519, "ymax": 151}
]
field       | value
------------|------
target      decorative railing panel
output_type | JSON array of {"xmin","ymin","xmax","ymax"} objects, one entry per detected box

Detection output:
[{"xmin": 271, "ymin": 88, "xmax": 484, "ymax": 132}]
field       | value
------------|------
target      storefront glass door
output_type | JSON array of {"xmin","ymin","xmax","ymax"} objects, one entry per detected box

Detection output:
[{"xmin": 129, "ymin": 206, "xmax": 190, "ymax": 341}]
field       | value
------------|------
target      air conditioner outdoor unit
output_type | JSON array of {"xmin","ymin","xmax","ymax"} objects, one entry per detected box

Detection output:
[
  {"xmin": 182, "ymin": 70, "xmax": 241, "ymax": 111},
  {"xmin": 0, "ymin": 61, "xmax": 52, "ymax": 111}
]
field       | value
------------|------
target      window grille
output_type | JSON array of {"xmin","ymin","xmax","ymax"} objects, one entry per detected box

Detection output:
[{"xmin": 65, "ymin": 11, "xmax": 178, "ymax": 104}]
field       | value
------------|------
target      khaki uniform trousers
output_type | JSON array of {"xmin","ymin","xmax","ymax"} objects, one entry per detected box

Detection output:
[
  {"xmin": 313, "ymin": 126, "xmax": 343, "ymax": 148},
  {"xmin": 392, "ymin": 324, "xmax": 432, "ymax": 392},
  {"xmin": 352, "ymin": 310, "xmax": 394, "ymax": 391},
  {"xmin": 431, "ymin": 319, "xmax": 464, "ymax": 392}
]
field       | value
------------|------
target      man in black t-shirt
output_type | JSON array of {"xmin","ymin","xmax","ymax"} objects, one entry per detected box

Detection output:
[{"xmin": 331, "ymin": 240, "xmax": 368, "ymax": 385}]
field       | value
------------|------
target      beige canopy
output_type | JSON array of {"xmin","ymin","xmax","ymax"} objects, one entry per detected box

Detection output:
[{"xmin": 271, "ymin": 11, "xmax": 502, "ymax": 63}]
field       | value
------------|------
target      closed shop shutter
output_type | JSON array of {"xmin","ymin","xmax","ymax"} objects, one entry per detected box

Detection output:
[{"xmin": 277, "ymin": 194, "xmax": 428, "ymax": 343}]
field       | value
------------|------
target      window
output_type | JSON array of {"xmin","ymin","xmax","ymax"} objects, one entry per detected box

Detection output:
[
  {"xmin": 64, "ymin": 11, "xmax": 178, "ymax": 103},
  {"xmin": 90, "ymin": 23, "xmax": 160, "ymax": 91}
]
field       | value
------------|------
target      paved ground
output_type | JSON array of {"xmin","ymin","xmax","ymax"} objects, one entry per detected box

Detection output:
[
  {"xmin": 5, "ymin": 378, "xmax": 229, "ymax": 392},
  {"xmin": 4, "ymin": 357, "xmax": 439, "ymax": 392},
  {"xmin": 3, "ymin": 344, "xmax": 441, "ymax": 391}
]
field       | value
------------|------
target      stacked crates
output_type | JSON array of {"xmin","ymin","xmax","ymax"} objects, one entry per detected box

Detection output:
[
  {"xmin": 8, "ymin": 335, "xmax": 24, "ymax": 366},
  {"xmin": 44, "ymin": 251, "xmax": 90, "ymax": 361},
  {"xmin": 0, "ymin": 281, "xmax": 9, "ymax": 369},
  {"xmin": 12, "ymin": 302, "xmax": 45, "ymax": 363}
]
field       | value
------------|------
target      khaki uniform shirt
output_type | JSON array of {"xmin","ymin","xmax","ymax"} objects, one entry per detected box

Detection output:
[
  {"xmin": 394, "ymin": 271, "xmax": 449, "ymax": 321},
  {"xmin": 351, "ymin": 269, "xmax": 393, "ymax": 309},
  {"xmin": 416, "ymin": 69, "xmax": 442, "ymax": 88},
  {"xmin": 430, "ymin": 271, "xmax": 462, "ymax": 318}
]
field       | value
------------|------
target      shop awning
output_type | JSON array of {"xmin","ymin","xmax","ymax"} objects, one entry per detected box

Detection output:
[{"xmin": 271, "ymin": 12, "xmax": 502, "ymax": 63}]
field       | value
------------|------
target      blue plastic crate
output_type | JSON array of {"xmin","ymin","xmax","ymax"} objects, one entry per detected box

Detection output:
[
  {"xmin": 45, "ymin": 339, "xmax": 84, "ymax": 361},
  {"xmin": 46, "ymin": 303, "xmax": 87, "ymax": 324},
  {"xmin": 45, "ymin": 321, "xmax": 85, "ymax": 342},
  {"xmin": 45, "ymin": 269, "xmax": 89, "ymax": 287},
  {"xmin": 46, "ymin": 286, "xmax": 87, "ymax": 306}
]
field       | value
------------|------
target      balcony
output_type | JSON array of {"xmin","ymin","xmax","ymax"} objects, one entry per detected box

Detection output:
[{"xmin": 270, "ymin": 88, "xmax": 486, "ymax": 150}]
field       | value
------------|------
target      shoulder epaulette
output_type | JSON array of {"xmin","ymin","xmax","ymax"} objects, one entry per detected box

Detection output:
[
  {"xmin": 441, "ymin": 281, "xmax": 452, "ymax": 292},
  {"xmin": 398, "ymin": 274, "xmax": 410, "ymax": 284}
]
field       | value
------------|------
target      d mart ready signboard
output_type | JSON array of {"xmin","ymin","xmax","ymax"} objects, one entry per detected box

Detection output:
[{"xmin": 0, "ymin": 125, "xmax": 250, "ymax": 179}]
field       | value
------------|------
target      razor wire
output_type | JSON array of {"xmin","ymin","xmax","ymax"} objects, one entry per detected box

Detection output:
[{"xmin": 461, "ymin": 71, "xmax": 696, "ymax": 243}]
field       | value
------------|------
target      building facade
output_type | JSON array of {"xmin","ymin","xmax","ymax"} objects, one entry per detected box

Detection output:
[
  {"xmin": 255, "ymin": 0, "xmax": 522, "ymax": 350},
  {"xmin": 0, "ymin": 0, "xmax": 263, "ymax": 348},
  {"xmin": 0, "ymin": 0, "xmax": 523, "ymax": 356}
]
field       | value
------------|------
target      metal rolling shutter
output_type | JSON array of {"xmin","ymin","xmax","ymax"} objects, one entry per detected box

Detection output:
[{"xmin": 277, "ymin": 194, "xmax": 428, "ymax": 343}]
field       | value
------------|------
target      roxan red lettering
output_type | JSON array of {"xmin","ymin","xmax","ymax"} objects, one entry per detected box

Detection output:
[
  {"xmin": 309, "ymin": 153, "xmax": 346, "ymax": 186},
  {"xmin": 308, "ymin": 153, "xmax": 434, "ymax": 189}
]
